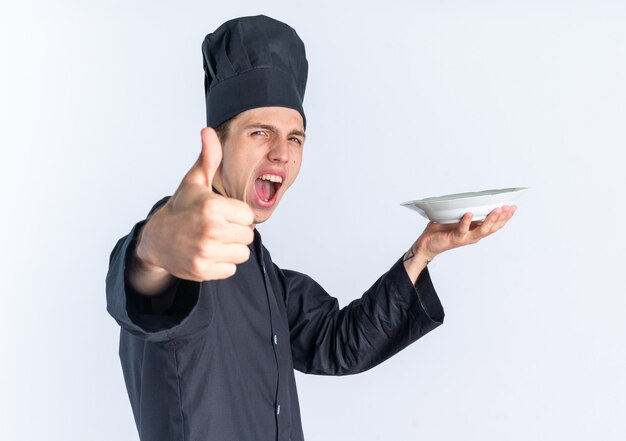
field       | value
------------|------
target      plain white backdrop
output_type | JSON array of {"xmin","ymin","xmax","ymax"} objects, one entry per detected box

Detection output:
[{"xmin": 2, "ymin": 0, "xmax": 625, "ymax": 440}]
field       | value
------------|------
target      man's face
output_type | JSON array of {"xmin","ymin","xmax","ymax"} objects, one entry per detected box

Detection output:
[{"xmin": 213, "ymin": 106, "xmax": 306, "ymax": 225}]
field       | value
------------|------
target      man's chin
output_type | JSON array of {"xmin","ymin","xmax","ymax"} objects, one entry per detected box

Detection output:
[
  {"xmin": 250, "ymin": 194, "xmax": 282, "ymax": 225},
  {"xmin": 253, "ymin": 209, "xmax": 274, "ymax": 225}
]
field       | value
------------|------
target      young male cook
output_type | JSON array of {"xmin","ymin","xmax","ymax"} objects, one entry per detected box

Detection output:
[{"xmin": 106, "ymin": 14, "xmax": 516, "ymax": 441}]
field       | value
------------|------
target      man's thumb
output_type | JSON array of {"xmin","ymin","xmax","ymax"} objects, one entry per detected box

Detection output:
[{"xmin": 198, "ymin": 127, "xmax": 223, "ymax": 189}]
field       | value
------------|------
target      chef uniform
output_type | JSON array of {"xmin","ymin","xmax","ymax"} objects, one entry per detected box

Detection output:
[{"xmin": 106, "ymin": 15, "xmax": 445, "ymax": 441}]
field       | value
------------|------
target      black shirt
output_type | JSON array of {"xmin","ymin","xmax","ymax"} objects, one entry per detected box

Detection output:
[{"xmin": 106, "ymin": 196, "xmax": 444, "ymax": 441}]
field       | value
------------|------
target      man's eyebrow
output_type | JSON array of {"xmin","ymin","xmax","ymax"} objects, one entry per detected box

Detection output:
[{"xmin": 244, "ymin": 123, "xmax": 306, "ymax": 139}]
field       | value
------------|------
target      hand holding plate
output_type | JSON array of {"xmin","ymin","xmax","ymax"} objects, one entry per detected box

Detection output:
[{"xmin": 415, "ymin": 204, "xmax": 517, "ymax": 261}]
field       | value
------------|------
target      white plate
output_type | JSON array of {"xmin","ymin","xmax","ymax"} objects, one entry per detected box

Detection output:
[{"xmin": 401, "ymin": 187, "xmax": 528, "ymax": 224}]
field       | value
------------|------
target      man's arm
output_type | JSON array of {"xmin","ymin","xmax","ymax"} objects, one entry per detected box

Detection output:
[
  {"xmin": 281, "ymin": 255, "xmax": 443, "ymax": 376},
  {"xmin": 282, "ymin": 205, "xmax": 517, "ymax": 375}
]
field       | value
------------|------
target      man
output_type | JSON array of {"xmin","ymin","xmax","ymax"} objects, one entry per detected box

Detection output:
[{"xmin": 106, "ymin": 15, "xmax": 516, "ymax": 441}]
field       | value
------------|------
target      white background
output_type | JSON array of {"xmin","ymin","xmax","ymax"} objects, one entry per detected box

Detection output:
[{"xmin": 2, "ymin": 0, "xmax": 625, "ymax": 440}]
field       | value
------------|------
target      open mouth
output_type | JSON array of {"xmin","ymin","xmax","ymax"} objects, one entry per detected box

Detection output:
[{"xmin": 253, "ymin": 174, "xmax": 283, "ymax": 206}]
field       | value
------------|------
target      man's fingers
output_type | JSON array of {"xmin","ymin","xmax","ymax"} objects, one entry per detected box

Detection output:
[
  {"xmin": 197, "ymin": 262, "xmax": 237, "ymax": 281},
  {"xmin": 474, "ymin": 205, "xmax": 516, "ymax": 237},
  {"xmin": 492, "ymin": 209, "xmax": 510, "ymax": 232},
  {"xmin": 221, "ymin": 199, "xmax": 255, "ymax": 225},
  {"xmin": 478, "ymin": 208, "xmax": 502, "ymax": 235},
  {"xmin": 458, "ymin": 213, "xmax": 473, "ymax": 234},
  {"xmin": 492, "ymin": 205, "xmax": 516, "ymax": 232},
  {"xmin": 213, "ymin": 243, "xmax": 252, "ymax": 265},
  {"xmin": 198, "ymin": 242, "xmax": 251, "ymax": 265},
  {"xmin": 217, "ymin": 223, "xmax": 255, "ymax": 245}
]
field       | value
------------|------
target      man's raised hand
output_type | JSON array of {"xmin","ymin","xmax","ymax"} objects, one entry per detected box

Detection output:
[{"xmin": 135, "ymin": 127, "xmax": 255, "ymax": 284}]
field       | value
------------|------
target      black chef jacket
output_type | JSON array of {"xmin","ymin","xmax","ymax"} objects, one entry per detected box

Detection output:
[{"xmin": 106, "ymin": 196, "xmax": 445, "ymax": 441}]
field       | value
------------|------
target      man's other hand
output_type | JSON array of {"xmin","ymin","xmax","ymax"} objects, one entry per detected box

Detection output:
[
  {"xmin": 416, "ymin": 205, "xmax": 517, "ymax": 262},
  {"xmin": 402, "ymin": 205, "xmax": 517, "ymax": 284}
]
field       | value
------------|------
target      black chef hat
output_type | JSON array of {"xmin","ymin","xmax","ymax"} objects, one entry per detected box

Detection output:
[{"xmin": 202, "ymin": 15, "xmax": 309, "ymax": 129}]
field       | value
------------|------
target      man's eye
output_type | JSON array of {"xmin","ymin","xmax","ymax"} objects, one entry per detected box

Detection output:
[
  {"xmin": 290, "ymin": 137, "xmax": 302, "ymax": 144},
  {"xmin": 252, "ymin": 130, "xmax": 267, "ymax": 136}
]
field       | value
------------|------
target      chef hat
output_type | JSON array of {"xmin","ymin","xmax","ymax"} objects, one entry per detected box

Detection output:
[{"xmin": 202, "ymin": 15, "xmax": 309, "ymax": 129}]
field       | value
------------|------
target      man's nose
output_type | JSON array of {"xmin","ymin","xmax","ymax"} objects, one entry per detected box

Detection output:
[{"xmin": 268, "ymin": 139, "xmax": 289, "ymax": 163}]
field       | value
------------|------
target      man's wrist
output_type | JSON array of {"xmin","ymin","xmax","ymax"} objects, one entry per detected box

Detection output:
[
  {"xmin": 127, "ymin": 222, "xmax": 176, "ymax": 297},
  {"xmin": 134, "ymin": 220, "xmax": 167, "ymax": 273},
  {"xmin": 402, "ymin": 244, "xmax": 434, "ymax": 285},
  {"xmin": 404, "ymin": 240, "xmax": 436, "ymax": 265}
]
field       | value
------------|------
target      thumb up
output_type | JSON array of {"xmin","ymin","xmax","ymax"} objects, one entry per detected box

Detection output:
[
  {"xmin": 184, "ymin": 127, "xmax": 223, "ymax": 190},
  {"xmin": 137, "ymin": 127, "xmax": 256, "ymax": 282}
]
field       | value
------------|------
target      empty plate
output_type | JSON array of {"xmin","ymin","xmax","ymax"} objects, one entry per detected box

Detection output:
[{"xmin": 401, "ymin": 187, "xmax": 528, "ymax": 224}]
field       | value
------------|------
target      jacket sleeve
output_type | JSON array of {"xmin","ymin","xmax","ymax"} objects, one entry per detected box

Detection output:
[
  {"xmin": 280, "ymin": 256, "xmax": 444, "ymax": 375},
  {"xmin": 105, "ymin": 196, "xmax": 211, "ymax": 342}
]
